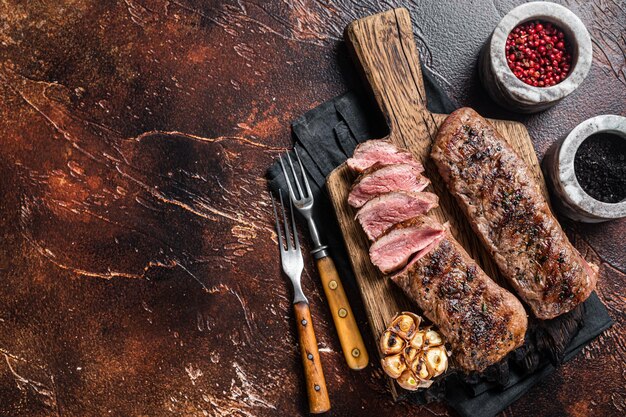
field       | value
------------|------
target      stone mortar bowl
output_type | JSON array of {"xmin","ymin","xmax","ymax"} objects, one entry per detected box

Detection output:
[
  {"xmin": 479, "ymin": 1, "xmax": 592, "ymax": 113},
  {"xmin": 543, "ymin": 115, "xmax": 626, "ymax": 223}
]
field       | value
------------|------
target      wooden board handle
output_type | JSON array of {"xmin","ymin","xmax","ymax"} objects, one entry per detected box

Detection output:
[
  {"xmin": 316, "ymin": 256, "xmax": 369, "ymax": 370},
  {"xmin": 293, "ymin": 302, "xmax": 331, "ymax": 414},
  {"xmin": 345, "ymin": 8, "xmax": 436, "ymax": 146}
]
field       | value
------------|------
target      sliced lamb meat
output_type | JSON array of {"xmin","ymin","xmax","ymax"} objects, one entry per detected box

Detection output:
[
  {"xmin": 431, "ymin": 107, "xmax": 597, "ymax": 319},
  {"xmin": 356, "ymin": 191, "xmax": 439, "ymax": 241},
  {"xmin": 369, "ymin": 216, "xmax": 445, "ymax": 274},
  {"xmin": 348, "ymin": 164, "xmax": 430, "ymax": 208},
  {"xmin": 391, "ymin": 229, "xmax": 528, "ymax": 372},
  {"xmin": 347, "ymin": 140, "xmax": 423, "ymax": 173}
]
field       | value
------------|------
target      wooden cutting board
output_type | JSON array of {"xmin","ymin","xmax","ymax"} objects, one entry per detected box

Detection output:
[{"xmin": 326, "ymin": 8, "xmax": 550, "ymax": 399}]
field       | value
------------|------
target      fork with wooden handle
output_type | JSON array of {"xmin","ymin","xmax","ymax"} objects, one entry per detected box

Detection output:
[
  {"xmin": 271, "ymin": 191, "xmax": 330, "ymax": 414},
  {"xmin": 280, "ymin": 150, "xmax": 369, "ymax": 371}
]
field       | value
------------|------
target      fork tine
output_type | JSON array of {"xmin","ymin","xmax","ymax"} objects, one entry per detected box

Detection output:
[
  {"xmin": 294, "ymin": 148, "xmax": 312, "ymax": 199},
  {"xmin": 286, "ymin": 152, "xmax": 305, "ymax": 200},
  {"xmin": 279, "ymin": 155, "xmax": 298, "ymax": 203},
  {"xmin": 270, "ymin": 191, "xmax": 284, "ymax": 251},
  {"xmin": 290, "ymin": 198, "xmax": 300, "ymax": 251},
  {"xmin": 279, "ymin": 191, "xmax": 293, "ymax": 250}
]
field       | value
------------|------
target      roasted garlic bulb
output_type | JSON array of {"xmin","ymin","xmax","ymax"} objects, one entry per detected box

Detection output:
[{"xmin": 380, "ymin": 312, "xmax": 449, "ymax": 391}]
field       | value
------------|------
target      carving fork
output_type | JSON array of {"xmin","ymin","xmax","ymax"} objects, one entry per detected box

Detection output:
[{"xmin": 271, "ymin": 191, "xmax": 330, "ymax": 414}]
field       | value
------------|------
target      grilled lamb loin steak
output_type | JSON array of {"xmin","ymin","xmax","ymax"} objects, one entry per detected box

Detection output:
[
  {"xmin": 431, "ymin": 108, "xmax": 597, "ymax": 319},
  {"xmin": 392, "ymin": 229, "xmax": 528, "ymax": 372},
  {"xmin": 348, "ymin": 164, "xmax": 430, "ymax": 208},
  {"xmin": 356, "ymin": 191, "xmax": 439, "ymax": 241},
  {"xmin": 369, "ymin": 216, "xmax": 445, "ymax": 274},
  {"xmin": 347, "ymin": 140, "xmax": 424, "ymax": 173}
]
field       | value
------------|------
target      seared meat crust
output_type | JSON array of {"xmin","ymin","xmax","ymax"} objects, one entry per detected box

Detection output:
[
  {"xmin": 392, "ymin": 230, "xmax": 528, "ymax": 372},
  {"xmin": 431, "ymin": 108, "xmax": 597, "ymax": 319}
]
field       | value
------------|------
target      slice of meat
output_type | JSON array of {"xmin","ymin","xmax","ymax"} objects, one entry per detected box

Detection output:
[
  {"xmin": 347, "ymin": 140, "xmax": 423, "ymax": 173},
  {"xmin": 393, "ymin": 229, "xmax": 447, "ymax": 277},
  {"xmin": 391, "ymin": 229, "xmax": 528, "ymax": 372},
  {"xmin": 356, "ymin": 191, "xmax": 439, "ymax": 241},
  {"xmin": 348, "ymin": 164, "xmax": 430, "ymax": 208},
  {"xmin": 369, "ymin": 216, "xmax": 445, "ymax": 274},
  {"xmin": 431, "ymin": 107, "xmax": 597, "ymax": 319}
]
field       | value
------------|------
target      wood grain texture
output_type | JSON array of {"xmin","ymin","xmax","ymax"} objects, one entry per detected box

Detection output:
[
  {"xmin": 329, "ymin": 8, "xmax": 552, "ymax": 399},
  {"xmin": 316, "ymin": 256, "xmax": 369, "ymax": 370},
  {"xmin": 0, "ymin": 1, "xmax": 622, "ymax": 416},
  {"xmin": 293, "ymin": 301, "xmax": 331, "ymax": 414}
]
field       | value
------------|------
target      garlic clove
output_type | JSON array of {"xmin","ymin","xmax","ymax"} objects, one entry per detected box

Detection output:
[
  {"xmin": 424, "ymin": 329, "xmax": 443, "ymax": 347},
  {"xmin": 380, "ymin": 354, "xmax": 406, "ymax": 379},
  {"xmin": 396, "ymin": 370, "xmax": 419, "ymax": 391},
  {"xmin": 403, "ymin": 346, "xmax": 418, "ymax": 365},
  {"xmin": 403, "ymin": 311, "xmax": 422, "ymax": 328},
  {"xmin": 390, "ymin": 313, "xmax": 418, "ymax": 340},
  {"xmin": 425, "ymin": 346, "xmax": 448, "ymax": 377},
  {"xmin": 410, "ymin": 331, "xmax": 425, "ymax": 350},
  {"xmin": 411, "ymin": 356, "xmax": 431, "ymax": 380},
  {"xmin": 379, "ymin": 330, "xmax": 405, "ymax": 355}
]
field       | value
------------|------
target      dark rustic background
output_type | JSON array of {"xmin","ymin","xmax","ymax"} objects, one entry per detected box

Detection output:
[{"xmin": 0, "ymin": 1, "xmax": 624, "ymax": 416}]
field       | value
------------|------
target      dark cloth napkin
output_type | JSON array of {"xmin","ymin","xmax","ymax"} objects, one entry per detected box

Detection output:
[{"xmin": 266, "ymin": 65, "xmax": 613, "ymax": 417}]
